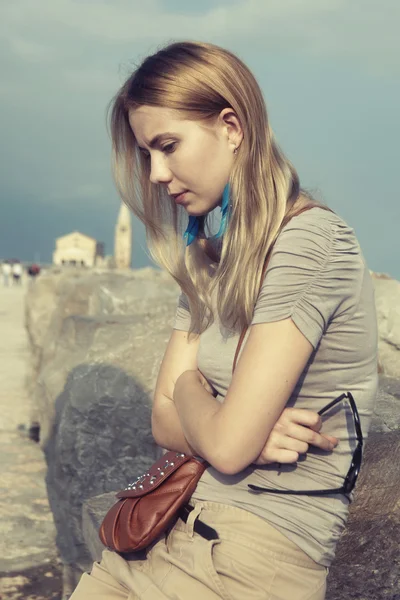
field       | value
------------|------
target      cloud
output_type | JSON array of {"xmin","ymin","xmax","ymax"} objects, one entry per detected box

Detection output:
[
  {"xmin": 52, "ymin": 182, "xmax": 106, "ymax": 201},
  {"xmin": 63, "ymin": 67, "xmax": 119, "ymax": 91},
  {"xmin": 8, "ymin": 37, "xmax": 52, "ymax": 63},
  {"xmin": 0, "ymin": 0, "xmax": 397, "ymax": 212},
  {"xmin": 0, "ymin": 0, "xmax": 399, "ymax": 74}
]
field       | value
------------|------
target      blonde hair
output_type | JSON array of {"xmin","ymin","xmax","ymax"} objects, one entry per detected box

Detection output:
[{"xmin": 110, "ymin": 41, "xmax": 319, "ymax": 336}]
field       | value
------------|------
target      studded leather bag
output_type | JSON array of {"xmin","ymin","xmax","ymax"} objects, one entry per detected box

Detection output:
[
  {"xmin": 99, "ymin": 203, "xmax": 325, "ymax": 555},
  {"xmin": 99, "ymin": 451, "xmax": 207, "ymax": 553}
]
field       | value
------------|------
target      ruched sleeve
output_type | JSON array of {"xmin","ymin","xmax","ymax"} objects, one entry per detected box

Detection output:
[
  {"xmin": 251, "ymin": 210, "xmax": 362, "ymax": 349},
  {"xmin": 173, "ymin": 291, "xmax": 191, "ymax": 331}
]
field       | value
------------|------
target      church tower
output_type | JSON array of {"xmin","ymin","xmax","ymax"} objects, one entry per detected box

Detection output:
[{"xmin": 114, "ymin": 203, "xmax": 132, "ymax": 268}]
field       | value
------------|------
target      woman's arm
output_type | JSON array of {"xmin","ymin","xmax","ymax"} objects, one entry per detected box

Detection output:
[
  {"xmin": 154, "ymin": 327, "xmax": 337, "ymax": 465},
  {"xmin": 152, "ymin": 396, "xmax": 196, "ymax": 455},
  {"xmin": 157, "ymin": 386, "xmax": 338, "ymax": 463},
  {"xmin": 173, "ymin": 317, "xmax": 329, "ymax": 474},
  {"xmin": 152, "ymin": 329, "xmax": 200, "ymax": 454}
]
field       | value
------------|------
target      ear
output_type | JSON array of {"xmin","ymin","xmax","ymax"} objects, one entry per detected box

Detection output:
[{"xmin": 218, "ymin": 108, "xmax": 244, "ymax": 153}]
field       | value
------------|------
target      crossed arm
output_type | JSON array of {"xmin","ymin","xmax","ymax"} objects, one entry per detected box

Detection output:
[{"xmin": 152, "ymin": 318, "xmax": 338, "ymax": 475}]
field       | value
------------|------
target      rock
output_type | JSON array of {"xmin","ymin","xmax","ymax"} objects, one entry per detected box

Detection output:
[
  {"xmin": 326, "ymin": 430, "xmax": 400, "ymax": 599},
  {"xmin": 43, "ymin": 363, "xmax": 161, "ymax": 575},
  {"xmin": 370, "ymin": 378, "xmax": 400, "ymax": 433},
  {"xmin": 23, "ymin": 267, "xmax": 180, "ymax": 596},
  {"xmin": 82, "ymin": 492, "xmax": 117, "ymax": 563},
  {"xmin": 324, "ymin": 376, "xmax": 400, "ymax": 597},
  {"xmin": 378, "ymin": 374, "xmax": 400, "ymax": 400},
  {"xmin": 25, "ymin": 269, "xmax": 179, "ymax": 447},
  {"xmin": 372, "ymin": 273, "xmax": 400, "ymax": 378}
]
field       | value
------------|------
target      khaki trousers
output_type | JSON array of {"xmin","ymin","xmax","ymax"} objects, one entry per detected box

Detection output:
[{"xmin": 70, "ymin": 501, "xmax": 328, "ymax": 600}]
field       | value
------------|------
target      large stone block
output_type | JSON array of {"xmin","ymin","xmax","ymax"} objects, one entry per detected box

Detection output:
[
  {"xmin": 43, "ymin": 363, "xmax": 161, "ymax": 575},
  {"xmin": 23, "ymin": 268, "xmax": 180, "ymax": 595},
  {"xmin": 25, "ymin": 269, "xmax": 179, "ymax": 447},
  {"xmin": 326, "ymin": 430, "xmax": 400, "ymax": 599},
  {"xmin": 372, "ymin": 273, "xmax": 400, "ymax": 378}
]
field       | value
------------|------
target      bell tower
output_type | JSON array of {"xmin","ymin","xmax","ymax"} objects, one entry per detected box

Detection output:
[{"xmin": 114, "ymin": 203, "xmax": 132, "ymax": 268}]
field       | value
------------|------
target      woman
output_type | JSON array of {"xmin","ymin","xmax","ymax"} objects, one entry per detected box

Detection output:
[{"xmin": 71, "ymin": 41, "xmax": 378, "ymax": 599}]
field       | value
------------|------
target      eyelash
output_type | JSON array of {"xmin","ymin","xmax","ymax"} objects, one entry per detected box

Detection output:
[{"xmin": 141, "ymin": 142, "xmax": 177, "ymax": 160}]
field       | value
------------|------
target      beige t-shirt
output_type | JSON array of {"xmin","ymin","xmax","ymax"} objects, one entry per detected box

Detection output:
[{"xmin": 173, "ymin": 208, "xmax": 378, "ymax": 566}]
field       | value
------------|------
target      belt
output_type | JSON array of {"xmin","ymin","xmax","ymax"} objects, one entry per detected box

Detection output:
[{"xmin": 178, "ymin": 504, "xmax": 219, "ymax": 540}]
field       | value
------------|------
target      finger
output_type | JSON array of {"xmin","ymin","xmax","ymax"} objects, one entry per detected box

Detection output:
[
  {"xmin": 272, "ymin": 432, "xmax": 309, "ymax": 454},
  {"xmin": 287, "ymin": 423, "xmax": 337, "ymax": 451},
  {"xmin": 277, "ymin": 435, "xmax": 308, "ymax": 454},
  {"xmin": 283, "ymin": 408, "xmax": 322, "ymax": 431},
  {"xmin": 256, "ymin": 449, "xmax": 299, "ymax": 465},
  {"xmin": 324, "ymin": 435, "xmax": 339, "ymax": 445}
]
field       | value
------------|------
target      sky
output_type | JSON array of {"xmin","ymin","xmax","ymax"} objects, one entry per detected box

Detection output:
[{"xmin": 0, "ymin": 0, "xmax": 399, "ymax": 277}]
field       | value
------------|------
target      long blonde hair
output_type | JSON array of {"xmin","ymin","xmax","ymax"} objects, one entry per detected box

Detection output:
[{"xmin": 110, "ymin": 41, "xmax": 318, "ymax": 336}]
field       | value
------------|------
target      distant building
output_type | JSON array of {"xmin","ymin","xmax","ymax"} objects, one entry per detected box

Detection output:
[
  {"xmin": 114, "ymin": 203, "xmax": 132, "ymax": 269},
  {"xmin": 53, "ymin": 231, "xmax": 104, "ymax": 267}
]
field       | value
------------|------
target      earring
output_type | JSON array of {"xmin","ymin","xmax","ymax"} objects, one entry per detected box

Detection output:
[
  {"xmin": 183, "ymin": 183, "xmax": 232, "ymax": 246},
  {"xmin": 233, "ymin": 147, "xmax": 238, "ymax": 155},
  {"xmin": 213, "ymin": 183, "xmax": 231, "ymax": 240},
  {"xmin": 183, "ymin": 215, "xmax": 200, "ymax": 246}
]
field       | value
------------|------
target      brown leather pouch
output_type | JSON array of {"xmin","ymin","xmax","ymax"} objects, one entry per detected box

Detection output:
[{"xmin": 99, "ymin": 451, "xmax": 207, "ymax": 553}]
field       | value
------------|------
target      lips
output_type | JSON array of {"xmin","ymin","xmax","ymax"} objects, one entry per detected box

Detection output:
[
  {"xmin": 170, "ymin": 190, "xmax": 189, "ymax": 204},
  {"xmin": 169, "ymin": 190, "xmax": 189, "ymax": 198}
]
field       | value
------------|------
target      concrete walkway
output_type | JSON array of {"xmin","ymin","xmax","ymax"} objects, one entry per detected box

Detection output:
[{"xmin": 0, "ymin": 280, "xmax": 59, "ymax": 597}]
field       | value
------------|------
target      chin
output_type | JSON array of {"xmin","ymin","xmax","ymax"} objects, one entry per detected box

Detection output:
[
  {"xmin": 186, "ymin": 201, "xmax": 219, "ymax": 218},
  {"xmin": 185, "ymin": 207, "xmax": 209, "ymax": 217}
]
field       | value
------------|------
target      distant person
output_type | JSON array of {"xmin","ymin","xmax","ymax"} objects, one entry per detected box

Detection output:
[
  {"xmin": 12, "ymin": 262, "xmax": 23, "ymax": 285},
  {"xmin": 27, "ymin": 264, "xmax": 41, "ymax": 281},
  {"xmin": 2, "ymin": 261, "xmax": 11, "ymax": 286},
  {"xmin": 71, "ymin": 41, "xmax": 378, "ymax": 600}
]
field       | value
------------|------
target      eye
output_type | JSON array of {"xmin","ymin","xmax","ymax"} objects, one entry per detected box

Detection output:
[{"xmin": 162, "ymin": 142, "xmax": 177, "ymax": 154}]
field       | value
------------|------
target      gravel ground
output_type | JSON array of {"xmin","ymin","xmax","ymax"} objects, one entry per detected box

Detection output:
[
  {"xmin": 0, "ymin": 280, "xmax": 61, "ymax": 599},
  {"xmin": 0, "ymin": 560, "xmax": 63, "ymax": 600}
]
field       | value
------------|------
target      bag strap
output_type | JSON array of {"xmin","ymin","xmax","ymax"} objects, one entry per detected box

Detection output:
[{"xmin": 232, "ymin": 204, "xmax": 332, "ymax": 373}]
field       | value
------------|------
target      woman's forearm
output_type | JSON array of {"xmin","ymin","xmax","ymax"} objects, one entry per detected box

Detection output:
[
  {"xmin": 173, "ymin": 371, "xmax": 224, "ymax": 467},
  {"xmin": 151, "ymin": 397, "xmax": 199, "ymax": 455}
]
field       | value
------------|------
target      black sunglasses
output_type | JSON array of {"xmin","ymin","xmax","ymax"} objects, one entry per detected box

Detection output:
[{"xmin": 248, "ymin": 392, "xmax": 363, "ymax": 498}]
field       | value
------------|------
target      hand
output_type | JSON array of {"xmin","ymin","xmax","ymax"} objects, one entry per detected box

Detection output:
[{"xmin": 254, "ymin": 408, "xmax": 339, "ymax": 465}]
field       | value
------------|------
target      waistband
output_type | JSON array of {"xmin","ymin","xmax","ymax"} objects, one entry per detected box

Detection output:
[
  {"xmin": 178, "ymin": 504, "xmax": 219, "ymax": 541},
  {"xmin": 174, "ymin": 500, "xmax": 324, "ymax": 569}
]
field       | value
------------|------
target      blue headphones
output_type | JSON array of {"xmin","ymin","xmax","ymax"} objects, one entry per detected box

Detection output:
[{"xmin": 183, "ymin": 183, "xmax": 231, "ymax": 246}]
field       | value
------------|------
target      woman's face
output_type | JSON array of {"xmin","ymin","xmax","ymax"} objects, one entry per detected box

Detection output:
[{"xmin": 129, "ymin": 105, "xmax": 239, "ymax": 216}]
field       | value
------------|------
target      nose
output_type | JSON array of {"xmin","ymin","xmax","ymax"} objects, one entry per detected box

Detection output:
[{"xmin": 149, "ymin": 154, "xmax": 173, "ymax": 185}]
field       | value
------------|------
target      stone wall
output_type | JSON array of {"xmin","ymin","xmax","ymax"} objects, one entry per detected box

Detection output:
[{"xmin": 24, "ymin": 267, "xmax": 180, "ymax": 595}]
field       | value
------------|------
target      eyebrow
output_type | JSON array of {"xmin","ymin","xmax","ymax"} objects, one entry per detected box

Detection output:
[{"xmin": 137, "ymin": 132, "xmax": 177, "ymax": 150}]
